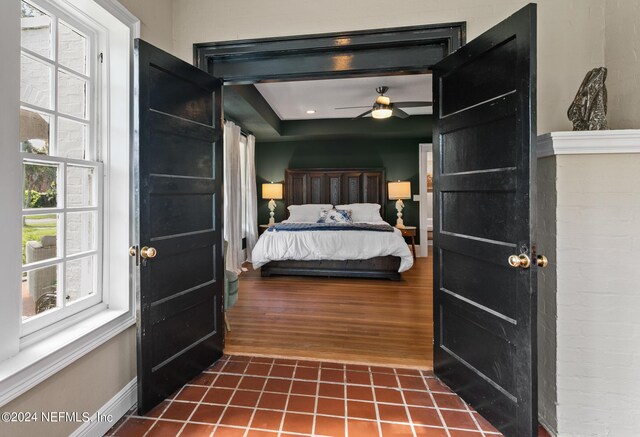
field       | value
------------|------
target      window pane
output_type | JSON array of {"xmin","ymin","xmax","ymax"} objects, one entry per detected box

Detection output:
[
  {"xmin": 65, "ymin": 256, "xmax": 95, "ymax": 304},
  {"xmin": 23, "ymin": 213, "xmax": 59, "ymax": 265},
  {"xmin": 21, "ymin": 53, "xmax": 53, "ymax": 109},
  {"xmin": 22, "ymin": 264, "xmax": 60, "ymax": 319},
  {"xmin": 20, "ymin": 108, "xmax": 51, "ymax": 155},
  {"xmin": 57, "ymin": 117, "xmax": 87, "ymax": 159},
  {"xmin": 23, "ymin": 162, "xmax": 58, "ymax": 209},
  {"xmin": 57, "ymin": 70, "xmax": 87, "ymax": 119},
  {"xmin": 58, "ymin": 21, "xmax": 87, "ymax": 75},
  {"xmin": 21, "ymin": 1, "xmax": 52, "ymax": 58},
  {"xmin": 66, "ymin": 165, "xmax": 95, "ymax": 207},
  {"xmin": 66, "ymin": 212, "xmax": 95, "ymax": 255}
]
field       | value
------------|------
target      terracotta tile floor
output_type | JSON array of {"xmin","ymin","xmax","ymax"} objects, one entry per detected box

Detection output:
[{"xmin": 106, "ymin": 355, "xmax": 549, "ymax": 437}]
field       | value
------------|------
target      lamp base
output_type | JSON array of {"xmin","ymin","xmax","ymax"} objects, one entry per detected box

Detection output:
[
  {"xmin": 268, "ymin": 199, "xmax": 276, "ymax": 226},
  {"xmin": 395, "ymin": 199, "xmax": 405, "ymax": 228}
]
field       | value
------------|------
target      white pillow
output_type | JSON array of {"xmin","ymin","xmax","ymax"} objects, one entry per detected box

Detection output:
[
  {"xmin": 287, "ymin": 204, "xmax": 333, "ymax": 222},
  {"xmin": 336, "ymin": 203, "xmax": 384, "ymax": 223}
]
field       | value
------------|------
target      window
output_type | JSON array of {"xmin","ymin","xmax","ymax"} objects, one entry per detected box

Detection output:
[
  {"xmin": 0, "ymin": 0, "xmax": 136, "ymax": 407},
  {"xmin": 19, "ymin": 0, "xmax": 102, "ymax": 336}
]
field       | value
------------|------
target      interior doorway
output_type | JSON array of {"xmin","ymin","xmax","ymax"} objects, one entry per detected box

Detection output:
[{"xmin": 132, "ymin": 5, "xmax": 540, "ymax": 436}]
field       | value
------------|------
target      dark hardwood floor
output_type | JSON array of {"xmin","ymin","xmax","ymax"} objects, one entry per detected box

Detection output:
[{"xmin": 225, "ymin": 255, "xmax": 433, "ymax": 369}]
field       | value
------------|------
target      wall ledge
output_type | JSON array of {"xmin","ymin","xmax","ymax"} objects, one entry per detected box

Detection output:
[{"xmin": 537, "ymin": 129, "xmax": 640, "ymax": 158}]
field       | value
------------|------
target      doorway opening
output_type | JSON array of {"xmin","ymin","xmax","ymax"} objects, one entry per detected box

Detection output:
[{"xmin": 130, "ymin": 6, "xmax": 540, "ymax": 436}]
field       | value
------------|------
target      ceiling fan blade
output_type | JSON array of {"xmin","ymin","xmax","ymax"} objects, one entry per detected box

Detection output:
[
  {"xmin": 392, "ymin": 107, "xmax": 410, "ymax": 119},
  {"xmin": 394, "ymin": 101, "xmax": 433, "ymax": 108},
  {"xmin": 353, "ymin": 109, "xmax": 373, "ymax": 119},
  {"xmin": 335, "ymin": 105, "xmax": 371, "ymax": 110}
]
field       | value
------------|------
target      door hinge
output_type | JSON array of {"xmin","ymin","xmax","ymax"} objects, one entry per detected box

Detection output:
[{"xmin": 99, "ymin": 52, "xmax": 104, "ymax": 64}]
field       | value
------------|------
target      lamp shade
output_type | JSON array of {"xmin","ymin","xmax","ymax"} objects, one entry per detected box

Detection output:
[
  {"xmin": 388, "ymin": 181, "xmax": 411, "ymax": 200},
  {"xmin": 262, "ymin": 182, "xmax": 283, "ymax": 200}
]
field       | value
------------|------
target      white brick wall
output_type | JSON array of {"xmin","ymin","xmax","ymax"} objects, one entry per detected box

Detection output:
[
  {"xmin": 537, "ymin": 135, "xmax": 640, "ymax": 437},
  {"xmin": 22, "ymin": 20, "xmax": 93, "ymax": 302}
]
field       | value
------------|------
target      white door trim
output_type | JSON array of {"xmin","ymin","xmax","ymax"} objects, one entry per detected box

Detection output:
[{"xmin": 418, "ymin": 143, "xmax": 433, "ymax": 257}]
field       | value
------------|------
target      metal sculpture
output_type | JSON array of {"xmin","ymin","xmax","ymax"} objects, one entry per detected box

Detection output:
[{"xmin": 567, "ymin": 67, "xmax": 609, "ymax": 130}]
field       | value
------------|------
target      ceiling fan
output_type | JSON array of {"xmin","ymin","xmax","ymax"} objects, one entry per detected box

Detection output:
[{"xmin": 335, "ymin": 86, "xmax": 432, "ymax": 119}]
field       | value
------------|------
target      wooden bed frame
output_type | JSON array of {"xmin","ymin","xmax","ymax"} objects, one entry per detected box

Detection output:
[{"xmin": 259, "ymin": 168, "xmax": 403, "ymax": 281}]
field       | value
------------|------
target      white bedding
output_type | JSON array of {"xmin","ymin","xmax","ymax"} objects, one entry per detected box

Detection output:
[{"xmin": 251, "ymin": 221, "xmax": 414, "ymax": 272}]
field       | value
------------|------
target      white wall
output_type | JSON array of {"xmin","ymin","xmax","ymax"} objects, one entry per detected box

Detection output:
[
  {"xmin": 605, "ymin": 0, "xmax": 640, "ymax": 129},
  {"xmin": 172, "ymin": 0, "xmax": 606, "ymax": 135},
  {"xmin": 1, "ymin": 327, "xmax": 136, "ymax": 437},
  {"xmin": 536, "ymin": 134, "xmax": 640, "ymax": 437},
  {"xmin": 118, "ymin": 0, "xmax": 174, "ymax": 53}
]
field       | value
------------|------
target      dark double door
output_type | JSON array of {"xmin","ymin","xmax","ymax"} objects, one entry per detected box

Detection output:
[{"xmin": 132, "ymin": 4, "xmax": 539, "ymax": 436}]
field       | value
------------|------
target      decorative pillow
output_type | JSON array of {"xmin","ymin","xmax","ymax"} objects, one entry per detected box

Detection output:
[
  {"xmin": 287, "ymin": 204, "xmax": 333, "ymax": 222},
  {"xmin": 318, "ymin": 208, "xmax": 352, "ymax": 223},
  {"xmin": 336, "ymin": 203, "xmax": 384, "ymax": 223}
]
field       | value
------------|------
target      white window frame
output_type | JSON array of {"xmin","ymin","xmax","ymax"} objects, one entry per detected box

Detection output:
[
  {"xmin": 20, "ymin": 0, "xmax": 104, "ymax": 336},
  {"xmin": 0, "ymin": 0, "xmax": 139, "ymax": 407}
]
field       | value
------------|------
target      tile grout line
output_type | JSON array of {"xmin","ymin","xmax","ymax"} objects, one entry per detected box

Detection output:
[
  {"xmin": 174, "ymin": 360, "xmax": 222, "ymax": 437},
  {"xmin": 392, "ymin": 368, "xmax": 419, "ymax": 437},
  {"xmin": 465, "ymin": 399, "xmax": 487, "ymax": 436},
  {"xmin": 140, "ymin": 366, "xmax": 212, "ymax": 437},
  {"xmin": 211, "ymin": 356, "xmax": 248, "ymax": 435},
  {"xmin": 421, "ymin": 372, "xmax": 452, "ymax": 437},
  {"xmin": 369, "ymin": 366, "xmax": 384, "ymax": 437},
  {"xmin": 310, "ymin": 361, "xmax": 321, "ymax": 436},
  {"xmin": 242, "ymin": 356, "xmax": 274, "ymax": 437},
  {"xmin": 340, "ymin": 364, "xmax": 348, "ymax": 437},
  {"xmin": 276, "ymin": 359, "xmax": 298, "ymax": 436}
]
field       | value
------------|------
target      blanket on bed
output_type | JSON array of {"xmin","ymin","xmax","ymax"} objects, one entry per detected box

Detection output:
[{"xmin": 268, "ymin": 222, "xmax": 395, "ymax": 233}]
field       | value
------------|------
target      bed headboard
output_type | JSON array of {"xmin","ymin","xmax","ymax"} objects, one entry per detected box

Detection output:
[{"xmin": 284, "ymin": 168, "xmax": 387, "ymax": 219}]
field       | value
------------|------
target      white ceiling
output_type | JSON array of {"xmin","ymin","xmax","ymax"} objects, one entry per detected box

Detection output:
[{"xmin": 255, "ymin": 74, "xmax": 432, "ymax": 120}]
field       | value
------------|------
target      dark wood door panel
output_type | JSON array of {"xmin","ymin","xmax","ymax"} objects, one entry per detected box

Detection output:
[
  {"xmin": 147, "ymin": 63, "xmax": 214, "ymax": 124},
  {"xmin": 433, "ymin": 5, "xmax": 537, "ymax": 436},
  {"xmin": 439, "ymin": 38, "xmax": 517, "ymax": 117},
  {"xmin": 135, "ymin": 39, "xmax": 224, "ymax": 414},
  {"xmin": 148, "ymin": 112, "xmax": 216, "ymax": 178},
  {"xmin": 440, "ymin": 249, "xmax": 517, "ymax": 319}
]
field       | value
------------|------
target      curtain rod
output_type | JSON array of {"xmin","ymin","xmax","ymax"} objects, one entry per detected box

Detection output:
[{"xmin": 224, "ymin": 118, "xmax": 254, "ymax": 138}]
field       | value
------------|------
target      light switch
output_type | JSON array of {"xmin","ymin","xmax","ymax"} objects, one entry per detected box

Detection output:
[{"xmin": 413, "ymin": 194, "xmax": 421, "ymax": 201}]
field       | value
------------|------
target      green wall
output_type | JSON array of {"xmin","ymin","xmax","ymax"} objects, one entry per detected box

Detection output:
[{"xmin": 255, "ymin": 137, "xmax": 428, "ymax": 243}]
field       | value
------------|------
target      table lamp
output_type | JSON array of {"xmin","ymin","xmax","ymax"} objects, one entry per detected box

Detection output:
[
  {"xmin": 262, "ymin": 182, "xmax": 283, "ymax": 225},
  {"xmin": 388, "ymin": 180, "xmax": 411, "ymax": 228}
]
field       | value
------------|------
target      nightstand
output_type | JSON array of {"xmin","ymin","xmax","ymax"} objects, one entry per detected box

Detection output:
[
  {"xmin": 398, "ymin": 225, "xmax": 417, "ymax": 259},
  {"xmin": 258, "ymin": 224, "xmax": 271, "ymax": 236}
]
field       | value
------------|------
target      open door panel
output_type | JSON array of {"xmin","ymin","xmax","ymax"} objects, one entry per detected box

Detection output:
[
  {"xmin": 133, "ymin": 39, "xmax": 225, "ymax": 414},
  {"xmin": 432, "ymin": 4, "xmax": 538, "ymax": 437}
]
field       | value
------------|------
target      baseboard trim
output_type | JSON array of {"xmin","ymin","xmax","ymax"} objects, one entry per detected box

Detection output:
[{"xmin": 70, "ymin": 378, "xmax": 137, "ymax": 437}]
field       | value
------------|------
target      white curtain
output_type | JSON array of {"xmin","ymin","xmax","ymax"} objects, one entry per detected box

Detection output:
[
  {"xmin": 223, "ymin": 121, "xmax": 243, "ymax": 273},
  {"xmin": 244, "ymin": 135, "xmax": 259, "ymax": 262}
]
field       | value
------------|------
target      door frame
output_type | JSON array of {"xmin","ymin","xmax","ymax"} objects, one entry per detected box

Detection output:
[
  {"xmin": 193, "ymin": 23, "xmax": 465, "ymax": 83},
  {"xmin": 418, "ymin": 143, "xmax": 433, "ymax": 257}
]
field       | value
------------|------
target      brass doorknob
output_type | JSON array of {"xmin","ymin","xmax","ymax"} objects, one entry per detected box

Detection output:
[
  {"xmin": 508, "ymin": 254, "xmax": 531, "ymax": 269},
  {"xmin": 536, "ymin": 255, "xmax": 549, "ymax": 267},
  {"xmin": 128, "ymin": 246, "xmax": 137, "ymax": 257},
  {"xmin": 140, "ymin": 246, "xmax": 157, "ymax": 259}
]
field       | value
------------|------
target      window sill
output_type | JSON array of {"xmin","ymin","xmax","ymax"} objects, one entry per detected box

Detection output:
[{"xmin": 0, "ymin": 308, "xmax": 135, "ymax": 407}]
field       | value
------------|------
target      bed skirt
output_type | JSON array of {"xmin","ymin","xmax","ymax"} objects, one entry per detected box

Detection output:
[{"xmin": 260, "ymin": 256, "xmax": 402, "ymax": 281}]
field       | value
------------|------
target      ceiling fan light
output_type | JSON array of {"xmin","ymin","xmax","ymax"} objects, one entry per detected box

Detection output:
[
  {"xmin": 376, "ymin": 95, "xmax": 391, "ymax": 105},
  {"xmin": 371, "ymin": 108, "xmax": 393, "ymax": 119}
]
